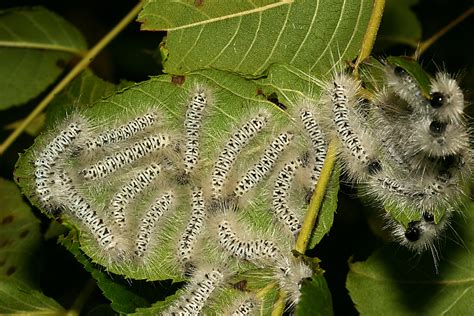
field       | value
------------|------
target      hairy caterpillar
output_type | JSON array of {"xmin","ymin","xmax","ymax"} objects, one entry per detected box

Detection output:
[
  {"xmin": 109, "ymin": 163, "xmax": 161, "ymax": 228},
  {"xmin": 234, "ymin": 132, "xmax": 294, "ymax": 197},
  {"xmin": 211, "ymin": 113, "xmax": 268, "ymax": 199},
  {"xmin": 84, "ymin": 111, "xmax": 159, "ymax": 152},
  {"xmin": 34, "ymin": 116, "xmax": 88, "ymax": 207},
  {"xmin": 183, "ymin": 85, "xmax": 210, "ymax": 175},
  {"xmin": 81, "ymin": 135, "xmax": 169, "ymax": 180},
  {"xmin": 134, "ymin": 191, "xmax": 174, "ymax": 259},
  {"xmin": 163, "ymin": 267, "xmax": 225, "ymax": 315}
]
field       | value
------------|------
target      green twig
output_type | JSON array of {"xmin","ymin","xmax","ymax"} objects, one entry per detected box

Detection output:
[
  {"xmin": 294, "ymin": 141, "xmax": 338, "ymax": 255},
  {"xmin": 354, "ymin": 0, "xmax": 385, "ymax": 75},
  {"xmin": 0, "ymin": 1, "xmax": 144, "ymax": 155},
  {"xmin": 271, "ymin": 290, "xmax": 287, "ymax": 316},
  {"xmin": 413, "ymin": 6, "xmax": 474, "ymax": 59},
  {"xmin": 66, "ymin": 279, "xmax": 97, "ymax": 316}
]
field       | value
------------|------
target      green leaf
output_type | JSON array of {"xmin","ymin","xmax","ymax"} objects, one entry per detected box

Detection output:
[
  {"xmin": 60, "ymin": 234, "xmax": 168, "ymax": 314},
  {"xmin": 138, "ymin": 0, "xmax": 290, "ymax": 31},
  {"xmin": 0, "ymin": 6, "xmax": 87, "ymax": 109},
  {"xmin": 0, "ymin": 178, "xmax": 64, "ymax": 314},
  {"xmin": 0, "ymin": 178, "xmax": 41, "ymax": 285},
  {"xmin": 157, "ymin": 0, "xmax": 373, "ymax": 76},
  {"xmin": 346, "ymin": 202, "xmax": 474, "ymax": 315},
  {"xmin": 0, "ymin": 279, "xmax": 64, "ymax": 314},
  {"xmin": 376, "ymin": 0, "xmax": 422, "ymax": 49},
  {"xmin": 296, "ymin": 273, "xmax": 333, "ymax": 316}
]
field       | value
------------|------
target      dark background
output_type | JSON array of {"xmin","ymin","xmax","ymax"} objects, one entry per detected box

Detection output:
[{"xmin": 0, "ymin": 1, "xmax": 472, "ymax": 314}]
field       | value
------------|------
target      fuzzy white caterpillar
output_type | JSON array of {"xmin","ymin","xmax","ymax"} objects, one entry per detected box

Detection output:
[
  {"xmin": 34, "ymin": 118, "xmax": 86, "ymax": 207},
  {"xmin": 385, "ymin": 210, "xmax": 453, "ymax": 271},
  {"xmin": 109, "ymin": 163, "xmax": 161, "ymax": 228},
  {"xmin": 274, "ymin": 257, "xmax": 312, "ymax": 306},
  {"xmin": 272, "ymin": 159, "xmax": 304, "ymax": 234},
  {"xmin": 85, "ymin": 112, "xmax": 158, "ymax": 151},
  {"xmin": 56, "ymin": 170, "xmax": 117, "ymax": 250},
  {"xmin": 234, "ymin": 132, "xmax": 294, "ymax": 197},
  {"xmin": 164, "ymin": 268, "xmax": 225, "ymax": 316},
  {"xmin": 327, "ymin": 73, "xmax": 380, "ymax": 180},
  {"xmin": 217, "ymin": 220, "xmax": 279, "ymax": 261},
  {"xmin": 183, "ymin": 86, "xmax": 208, "ymax": 174},
  {"xmin": 299, "ymin": 107, "xmax": 327, "ymax": 186},
  {"xmin": 229, "ymin": 297, "xmax": 257, "ymax": 316},
  {"xmin": 178, "ymin": 188, "xmax": 206, "ymax": 265},
  {"xmin": 134, "ymin": 191, "xmax": 174, "ymax": 258},
  {"xmin": 81, "ymin": 135, "xmax": 169, "ymax": 180},
  {"xmin": 211, "ymin": 114, "xmax": 268, "ymax": 198}
]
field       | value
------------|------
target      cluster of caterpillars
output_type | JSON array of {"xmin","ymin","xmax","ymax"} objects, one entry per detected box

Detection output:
[
  {"xmin": 31, "ymin": 84, "xmax": 323, "ymax": 314},
  {"xmin": 320, "ymin": 59, "xmax": 471, "ymax": 266},
  {"xmin": 30, "ymin": 59, "xmax": 470, "ymax": 313}
]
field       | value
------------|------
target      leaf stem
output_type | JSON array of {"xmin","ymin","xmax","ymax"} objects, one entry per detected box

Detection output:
[
  {"xmin": 353, "ymin": 0, "xmax": 385, "ymax": 75},
  {"xmin": 294, "ymin": 140, "xmax": 338, "ymax": 255},
  {"xmin": 0, "ymin": 41, "xmax": 86, "ymax": 55},
  {"xmin": 271, "ymin": 290, "xmax": 287, "ymax": 316},
  {"xmin": 413, "ymin": 6, "xmax": 474, "ymax": 59},
  {"xmin": 0, "ymin": 1, "xmax": 144, "ymax": 155},
  {"xmin": 65, "ymin": 278, "xmax": 96, "ymax": 316}
]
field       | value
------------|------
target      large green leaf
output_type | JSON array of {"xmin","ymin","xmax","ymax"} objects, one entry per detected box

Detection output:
[
  {"xmin": 0, "ymin": 6, "xmax": 87, "ymax": 109},
  {"xmin": 0, "ymin": 178, "xmax": 64, "ymax": 314},
  {"xmin": 347, "ymin": 202, "xmax": 474, "ymax": 315},
  {"xmin": 156, "ymin": 0, "xmax": 373, "ymax": 76},
  {"xmin": 138, "ymin": 0, "xmax": 291, "ymax": 31}
]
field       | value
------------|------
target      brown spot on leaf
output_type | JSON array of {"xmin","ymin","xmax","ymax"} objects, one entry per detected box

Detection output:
[
  {"xmin": 6, "ymin": 266, "xmax": 16, "ymax": 276},
  {"xmin": 267, "ymin": 92, "xmax": 287, "ymax": 110},
  {"xmin": 195, "ymin": 0, "xmax": 204, "ymax": 6},
  {"xmin": 19, "ymin": 230, "xmax": 29, "ymax": 238},
  {"xmin": 2, "ymin": 215, "xmax": 14, "ymax": 225},
  {"xmin": 232, "ymin": 279, "xmax": 248, "ymax": 291},
  {"xmin": 171, "ymin": 75, "xmax": 185, "ymax": 86},
  {"xmin": 256, "ymin": 88, "xmax": 264, "ymax": 96}
]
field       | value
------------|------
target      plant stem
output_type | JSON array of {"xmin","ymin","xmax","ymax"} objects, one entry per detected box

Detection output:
[
  {"xmin": 413, "ymin": 6, "xmax": 474, "ymax": 59},
  {"xmin": 66, "ymin": 279, "xmax": 96, "ymax": 316},
  {"xmin": 271, "ymin": 290, "xmax": 287, "ymax": 316},
  {"xmin": 294, "ymin": 141, "xmax": 338, "ymax": 255},
  {"xmin": 0, "ymin": 1, "xmax": 144, "ymax": 155},
  {"xmin": 353, "ymin": 0, "xmax": 385, "ymax": 75}
]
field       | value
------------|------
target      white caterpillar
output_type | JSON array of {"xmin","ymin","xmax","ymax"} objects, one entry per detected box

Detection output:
[
  {"xmin": 217, "ymin": 220, "xmax": 279, "ymax": 261},
  {"xmin": 109, "ymin": 163, "xmax": 161, "ymax": 228},
  {"xmin": 134, "ymin": 191, "xmax": 174, "ymax": 258},
  {"xmin": 328, "ymin": 73, "xmax": 379, "ymax": 180},
  {"xmin": 299, "ymin": 107, "xmax": 327, "ymax": 185},
  {"xmin": 34, "ymin": 119, "xmax": 86, "ymax": 207},
  {"xmin": 234, "ymin": 132, "xmax": 294, "ymax": 197},
  {"xmin": 272, "ymin": 159, "xmax": 304, "ymax": 234},
  {"xmin": 183, "ymin": 86, "xmax": 208, "ymax": 174},
  {"xmin": 85, "ymin": 112, "xmax": 158, "ymax": 151},
  {"xmin": 211, "ymin": 114, "xmax": 268, "ymax": 198},
  {"xmin": 385, "ymin": 210, "xmax": 453, "ymax": 271},
  {"xmin": 57, "ymin": 170, "xmax": 116, "ymax": 250},
  {"xmin": 164, "ymin": 268, "xmax": 224, "ymax": 316},
  {"xmin": 274, "ymin": 257, "xmax": 312, "ymax": 306},
  {"xmin": 178, "ymin": 188, "xmax": 206, "ymax": 265},
  {"xmin": 229, "ymin": 297, "xmax": 257, "ymax": 316},
  {"xmin": 81, "ymin": 135, "xmax": 169, "ymax": 180}
]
